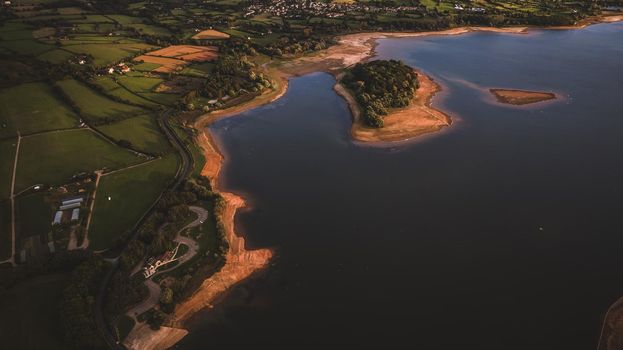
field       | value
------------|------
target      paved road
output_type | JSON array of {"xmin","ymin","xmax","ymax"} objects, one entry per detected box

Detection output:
[
  {"xmin": 2, "ymin": 133, "xmax": 21, "ymax": 266},
  {"xmin": 159, "ymin": 111, "xmax": 193, "ymax": 190},
  {"xmin": 126, "ymin": 206, "xmax": 206, "ymax": 320}
]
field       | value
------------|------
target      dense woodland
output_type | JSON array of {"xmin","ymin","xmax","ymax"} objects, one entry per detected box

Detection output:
[{"xmin": 341, "ymin": 60, "xmax": 419, "ymax": 128}]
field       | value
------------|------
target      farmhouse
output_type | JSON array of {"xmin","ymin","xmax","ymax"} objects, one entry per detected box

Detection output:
[
  {"xmin": 59, "ymin": 202, "xmax": 80, "ymax": 210},
  {"xmin": 61, "ymin": 197, "xmax": 84, "ymax": 206},
  {"xmin": 52, "ymin": 211, "xmax": 63, "ymax": 225},
  {"xmin": 71, "ymin": 208, "xmax": 80, "ymax": 221},
  {"xmin": 142, "ymin": 244, "xmax": 181, "ymax": 278}
]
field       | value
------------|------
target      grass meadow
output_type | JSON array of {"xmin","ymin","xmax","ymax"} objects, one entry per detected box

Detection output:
[
  {"xmin": 15, "ymin": 129, "xmax": 142, "ymax": 192},
  {"xmin": 0, "ymin": 82, "xmax": 78, "ymax": 137},
  {"xmin": 97, "ymin": 115, "xmax": 171, "ymax": 154},
  {"xmin": 88, "ymin": 154, "xmax": 178, "ymax": 250}
]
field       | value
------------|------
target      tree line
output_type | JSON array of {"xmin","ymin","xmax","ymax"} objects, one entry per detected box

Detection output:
[{"xmin": 341, "ymin": 59, "xmax": 419, "ymax": 128}]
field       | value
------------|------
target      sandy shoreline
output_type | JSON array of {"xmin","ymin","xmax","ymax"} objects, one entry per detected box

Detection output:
[
  {"xmin": 335, "ymin": 71, "xmax": 452, "ymax": 142},
  {"xmin": 125, "ymin": 15, "xmax": 623, "ymax": 349},
  {"xmin": 490, "ymin": 88, "xmax": 557, "ymax": 106}
]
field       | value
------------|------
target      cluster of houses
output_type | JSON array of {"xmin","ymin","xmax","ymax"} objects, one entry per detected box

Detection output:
[
  {"xmin": 96, "ymin": 62, "xmax": 131, "ymax": 75},
  {"xmin": 52, "ymin": 196, "xmax": 83, "ymax": 225},
  {"xmin": 454, "ymin": 4, "xmax": 486, "ymax": 13},
  {"xmin": 142, "ymin": 244, "xmax": 181, "ymax": 279},
  {"xmin": 243, "ymin": 0, "xmax": 491, "ymax": 19}
]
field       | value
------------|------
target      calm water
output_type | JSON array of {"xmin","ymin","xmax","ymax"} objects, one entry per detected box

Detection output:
[{"xmin": 179, "ymin": 22, "xmax": 623, "ymax": 349}]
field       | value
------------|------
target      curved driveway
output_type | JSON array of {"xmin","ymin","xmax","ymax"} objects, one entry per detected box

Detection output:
[{"xmin": 127, "ymin": 206, "xmax": 206, "ymax": 320}]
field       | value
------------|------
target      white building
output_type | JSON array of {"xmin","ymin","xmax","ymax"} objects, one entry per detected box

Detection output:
[
  {"xmin": 71, "ymin": 208, "xmax": 80, "ymax": 221},
  {"xmin": 52, "ymin": 211, "xmax": 63, "ymax": 225}
]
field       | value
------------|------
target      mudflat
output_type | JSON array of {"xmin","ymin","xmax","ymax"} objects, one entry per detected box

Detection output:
[{"xmin": 490, "ymin": 89, "xmax": 556, "ymax": 105}]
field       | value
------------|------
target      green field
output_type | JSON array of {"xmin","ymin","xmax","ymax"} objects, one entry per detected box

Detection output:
[
  {"xmin": 180, "ymin": 62, "xmax": 215, "ymax": 77},
  {"xmin": 0, "ymin": 138, "xmax": 17, "ymax": 199},
  {"xmin": 127, "ymin": 24, "xmax": 172, "ymax": 36},
  {"xmin": 92, "ymin": 76, "xmax": 161, "ymax": 109},
  {"xmin": 137, "ymin": 92, "xmax": 181, "ymax": 106},
  {"xmin": 56, "ymin": 79, "xmax": 145, "ymax": 123},
  {"xmin": 15, "ymin": 129, "xmax": 142, "ymax": 192},
  {"xmin": 89, "ymin": 154, "xmax": 178, "ymax": 250},
  {"xmin": 0, "ymin": 39, "xmax": 55, "ymax": 55},
  {"xmin": 16, "ymin": 192, "xmax": 53, "ymax": 239},
  {"xmin": 63, "ymin": 43, "xmax": 156, "ymax": 66},
  {"xmin": 132, "ymin": 62, "xmax": 162, "ymax": 71},
  {"xmin": 97, "ymin": 115, "xmax": 171, "ymax": 154},
  {"xmin": 0, "ymin": 82, "xmax": 78, "ymax": 137},
  {"xmin": 117, "ymin": 75, "xmax": 163, "ymax": 92},
  {"xmin": 0, "ymin": 21, "xmax": 34, "ymax": 40},
  {"xmin": 106, "ymin": 15, "xmax": 146, "ymax": 25},
  {"xmin": 36, "ymin": 49, "xmax": 74, "ymax": 63},
  {"xmin": 0, "ymin": 273, "xmax": 71, "ymax": 350}
]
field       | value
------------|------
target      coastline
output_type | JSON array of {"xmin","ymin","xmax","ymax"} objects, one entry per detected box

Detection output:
[{"xmin": 126, "ymin": 15, "xmax": 623, "ymax": 349}]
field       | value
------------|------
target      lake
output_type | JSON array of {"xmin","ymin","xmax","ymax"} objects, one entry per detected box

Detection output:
[{"xmin": 178, "ymin": 22, "xmax": 623, "ymax": 349}]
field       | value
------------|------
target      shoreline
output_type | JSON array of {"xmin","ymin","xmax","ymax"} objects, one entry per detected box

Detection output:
[
  {"xmin": 334, "ymin": 71, "xmax": 452, "ymax": 143},
  {"xmin": 126, "ymin": 15, "xmax": 623, "ymax": 349}
]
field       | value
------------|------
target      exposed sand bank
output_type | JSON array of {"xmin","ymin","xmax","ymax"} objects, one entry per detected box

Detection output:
[
  {"xmin": 490, "ymin": 88, "xmax": 557, "ymax": 105},
  {"xmin": 124, "ymin": 324, "xmax": 188, "ymax": 350},
  {"xmin": 335, "ymin": 72, "xmax": 451, "ymax": 142}
]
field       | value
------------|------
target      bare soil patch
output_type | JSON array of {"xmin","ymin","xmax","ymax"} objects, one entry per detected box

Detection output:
[
  {"xmin": 490, "ymin": 88, "xmax": 556, "ymax": 105},
  {"xmin": 192, "ymin": 29, "xmax": 230, "ymax": 40}
]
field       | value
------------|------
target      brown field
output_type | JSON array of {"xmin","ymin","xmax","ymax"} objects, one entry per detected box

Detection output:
[
  {"xmin": 144, "ymin": 45, "xmax": 217, "ymax": 58},
  {"xmin": 133, "ymin": 55, "xmax": 185, "ymax": 72},
  {"xmin": 192, "ymin": 29, "xmax": 230, "ymax": 40},
  {"xmin": 133, "ymin": 45, "xmax": 218, "ymax": 72},
  {"xmin": 490, "ymin": 88, "xmax": 556, "ymax": 105},
  {"xmin": 178, "ymin": 51, "xmax": 218, "ymax": 61}
]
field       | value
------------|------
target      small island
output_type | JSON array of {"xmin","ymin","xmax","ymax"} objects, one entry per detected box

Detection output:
[
  {"xmin": 490, "ymin": 88, "xmax": 557, "ymax": 105},
  {"xmin": 336, "ymin": 59, "xmax": 451, "ymax": 142}
]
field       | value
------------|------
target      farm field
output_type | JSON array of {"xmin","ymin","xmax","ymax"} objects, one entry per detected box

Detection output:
[
  {"xmin": 92, "ymin": 76, "xmax": 161, "ymax": 109},
  {"xmin": 192, "ymin": 29, "xmax": 230, "ymax": 40},
  {"xmin": 134, "ymin": 45, "xmax": 218, "ymax": 72},
  {"xmin": 0, "ymin": 82, "xmax": 78, "ymax": 137},
  {"xmin": 15, "ymin": 192, "xmax": 53, "ymax": 240},
  {"xmin": 137, "ymin": 92, "xmax": 181, "ymax": 106},
  {"xmin": 97, "ymin": 115, "xmax": 171, "ymax": 154},
  {"xmin": 180, "ymin": 62, "xmax": 215, "ymax": 77},
  {"xmin": 36, "ymin": 49, "xmax": 74, "ymax": 64},
  {"xmin": 56, "ymin": 79, "xmax": 145, "ymax": 123},
  {"xmin": 117, "ymin": 75, "xmax": 164, "ymax": 93},
  {"xmin": 0, "ymin": 273, "xmax": 71, "ymax": 350},
  {"xmin": 15, "ymin": 129, "xmax": 142, "ymax": 192},
  {"xmin": 88, "ymin": 154, "xmax": 178, "ymax": 250},
  {"xmin": 63, "ymin": 43, "xmax": 156, "ymax": 66},
  {"xmin": 0, "ymin": 38, "xmax": 54, "ymax": 55}
]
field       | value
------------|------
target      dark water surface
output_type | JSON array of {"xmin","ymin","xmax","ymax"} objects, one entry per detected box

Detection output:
[{"xmin": 179, "ymin": 22, "xmax": 623, "ymax": 349}]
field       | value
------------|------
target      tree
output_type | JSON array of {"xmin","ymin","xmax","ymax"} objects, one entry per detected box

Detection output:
[{"xmin": 160, "ymin": 287, "xmax": 173, "ymax": 305}]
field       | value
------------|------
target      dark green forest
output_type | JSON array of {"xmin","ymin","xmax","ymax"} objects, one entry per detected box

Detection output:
[{"xmin": 342, "ymin": 60, "xmax": 419, "ymax": 127}]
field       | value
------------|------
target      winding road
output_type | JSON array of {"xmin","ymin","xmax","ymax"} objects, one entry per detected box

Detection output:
[{"xmin": 126, "ymin": 206, "xmax": 206, "ymax": 321}]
